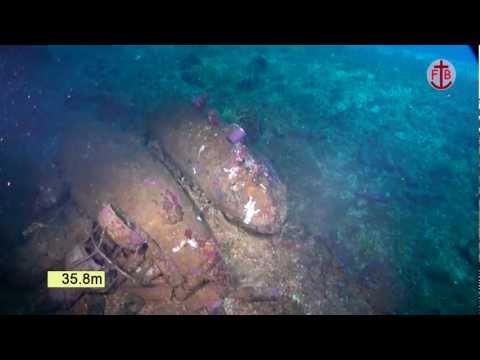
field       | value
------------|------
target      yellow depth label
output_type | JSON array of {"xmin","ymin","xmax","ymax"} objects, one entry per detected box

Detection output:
[{"xmin": 47, "ymin": 271, "xmax": 105, "ymax": 288}]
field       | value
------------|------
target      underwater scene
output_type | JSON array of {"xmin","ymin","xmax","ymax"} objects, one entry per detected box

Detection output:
[{"xmin": 0, "ymin": 45, "xmax": 477, "ymax": 315}]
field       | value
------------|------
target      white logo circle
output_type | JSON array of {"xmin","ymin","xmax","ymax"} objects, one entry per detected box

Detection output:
[{"xmin": 427, "ymin": 59, "xmax": 456, "ymax": 90}]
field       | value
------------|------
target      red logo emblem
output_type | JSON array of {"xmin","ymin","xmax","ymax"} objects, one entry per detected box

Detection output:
[{"xmin": 427, "ymin": 59, "xmax": 456, "ymax": 90}]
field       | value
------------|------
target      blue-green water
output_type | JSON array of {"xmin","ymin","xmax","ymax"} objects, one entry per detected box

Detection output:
[{"xmin": 0, "ymin": 45, "xmax": 478, "ymax": 314}]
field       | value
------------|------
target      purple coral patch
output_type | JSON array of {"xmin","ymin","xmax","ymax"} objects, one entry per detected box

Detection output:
[{"xmin": 227, "ymin": 124, "xmax": 247, "ymax": 144}]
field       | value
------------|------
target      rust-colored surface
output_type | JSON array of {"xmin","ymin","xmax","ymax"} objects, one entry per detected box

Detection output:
[
  {"xmin": 147, "ymin": 100, "xmax": 287, "ymax": 234},
  {"xmin": 58, "ymin": 120, "xmax": 229, "ymax": 313}
]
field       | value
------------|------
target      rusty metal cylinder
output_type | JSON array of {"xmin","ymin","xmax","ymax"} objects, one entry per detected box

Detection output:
[{"xmin": 147, "ymin": 100, "xmax": 287, "ymax": 234}]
